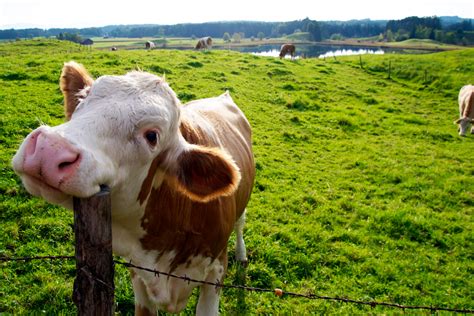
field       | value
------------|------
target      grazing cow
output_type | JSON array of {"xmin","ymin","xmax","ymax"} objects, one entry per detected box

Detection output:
[
  {"xmin": 455, "ymin": 85, "xmax": 474, "ymax": 136},
  {"xmin": 145, "ymin": 41, "xmax": 155, "ymax": 49},
  {"xmin": 111, "ymin": 46, "xmax": 117, "ymax": 51},
  {"xmin": 12, "ymin": 62, "xmax": 255, "ymax": 315},
  {"xmin": 279, "ymin": 44, "xmax": 296, "ymax": 59},
  {"xmin": 195, "ymin": 37, "xmax": 212, "ymax": 50}
]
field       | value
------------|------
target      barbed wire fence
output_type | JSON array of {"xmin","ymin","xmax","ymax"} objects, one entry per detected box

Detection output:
[{"xmin": 1, "ymin": 254, "xmax": 473, "ymax": 314}]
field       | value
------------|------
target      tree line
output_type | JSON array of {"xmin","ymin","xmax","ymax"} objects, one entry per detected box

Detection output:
[
  {"xmin": 385, "ymin": 16, "xmax": 473, "ymax": 45},
  {"xmin": 0, "ymin": 16, "xmax": 472, "ymax": 45}
]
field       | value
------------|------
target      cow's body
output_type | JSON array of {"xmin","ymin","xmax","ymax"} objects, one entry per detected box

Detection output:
[
  {"xmin": 12, "ymin": 62, "xmax": 255, "ymax": 315},
  {"xmin": 456, "ymin": 84, "xmax": 474, "ymax": 136},
  {"xmin": 279, "ymin": 44, "xmax": 295, "ymax": 59},
  {"xmin": 145, "ymin": 41, "xmax": 155, "ymax": 49},
  {"xmin": 195, "ymin": 37, "xmax": 212, "ymax": 50}
]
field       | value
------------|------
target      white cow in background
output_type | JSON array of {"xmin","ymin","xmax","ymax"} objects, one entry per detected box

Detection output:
[{"xmin": 455, "ymin": 85, "xmax": 474, "ymax": 136}]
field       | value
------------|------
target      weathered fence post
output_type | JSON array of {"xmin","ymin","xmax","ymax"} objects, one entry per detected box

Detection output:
[{"xmin": 73, "ymin": 186, "xmax": 114, "ymax": 315}]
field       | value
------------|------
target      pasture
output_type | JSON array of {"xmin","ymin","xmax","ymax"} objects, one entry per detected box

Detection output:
[
  {"xmin": 90, "ymin": 36, "xmax": 293, "ymax": 50},
  {"xmin": 0, "ymin": 39, "xmax": 473, "ymax": 314}
]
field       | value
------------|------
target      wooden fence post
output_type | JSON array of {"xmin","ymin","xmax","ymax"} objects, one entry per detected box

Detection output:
[{"xmin": 73, "ymin": 186, "xmax": 114, "ymax": 315}]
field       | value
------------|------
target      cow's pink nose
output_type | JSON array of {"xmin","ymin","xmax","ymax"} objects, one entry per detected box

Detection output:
[{"xmin": 22, "ymin": 130, "xmax": 81, "ymax": 189}]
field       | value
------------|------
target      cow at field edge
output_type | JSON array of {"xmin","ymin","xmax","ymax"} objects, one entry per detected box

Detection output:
[
  {"xmin": 195, "ymin": 37, "xmax": 212, "ymax": 49},
  {"xmin": 279, "ymin": 44, "xmax": 295, "ymax": 59},
  {"xmin": 145, "ymin": 41, "xmax": 155, "ymax": 49},
  {"xmin": 12, "ymin": 61, "xmax": 255, "ymax": 315},
  {"xmin": 455, "ymin": 84, "xmax": 474, "ymax": 136}
]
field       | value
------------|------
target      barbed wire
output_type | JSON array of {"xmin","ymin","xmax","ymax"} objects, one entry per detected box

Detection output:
[{"xmin": 1, "ymin": 255, "xmax": 473, "ymax": 314}]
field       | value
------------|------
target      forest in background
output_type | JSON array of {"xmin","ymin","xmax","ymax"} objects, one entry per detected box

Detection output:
[{"xmin": 0, "ymin": 16, "xmax": 473, "ymax": 46}]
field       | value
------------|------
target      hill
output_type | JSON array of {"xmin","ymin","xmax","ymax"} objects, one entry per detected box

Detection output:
[{"xmin": 0, "ymin": 39, "xmax": 473, "ymax": 314}]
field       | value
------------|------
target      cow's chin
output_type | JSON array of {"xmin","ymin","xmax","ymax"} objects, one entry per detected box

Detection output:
[{"xmin": 21, "ymin": 175, "xmax": 73, "ymax": 210}]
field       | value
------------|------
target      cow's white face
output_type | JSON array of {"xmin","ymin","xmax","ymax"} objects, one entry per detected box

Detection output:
[
  {"xmin": 456, "ymin": 117, "xmax": 473, "ymax": 136},
  {"xmin": 12, "ymin": 62, "xmax": 240, "ymax": 211}
]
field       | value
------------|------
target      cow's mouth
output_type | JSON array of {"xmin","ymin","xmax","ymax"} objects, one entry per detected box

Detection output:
[
  {"xmin": 21, "ymin": 173, "xmax": 71, "ymax": 206},
  {"xmin": 23, "ymin": 173, "xmax": 65, "ymax": 194}
]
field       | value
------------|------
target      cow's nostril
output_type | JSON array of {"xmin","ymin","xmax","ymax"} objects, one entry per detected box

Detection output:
[
  {"xmin": 58, "ymin": 154, "xmax": 80, "ymax": 170},
  {"xmin": 58, "ymin": 161, "xmax": 73, "ymax": 169}
]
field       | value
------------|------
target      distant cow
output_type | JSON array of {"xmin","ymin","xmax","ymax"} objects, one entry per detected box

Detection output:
[
  {"xmin": 111, "ymin": 47, "xmax": 117, "ymax": 51},
  {"xmin": 12, "ymin": 61, "xmax": 255, "ymax": 315},
  {"xmin": 455, "ymin": 85, "xmax": 474, "ymax": 136},
  {"xmin": 195, "ymin": 36, "xmax": 212, "ymax": 49},
  {"xmin": 145, "ymin": 41, "xmax": 155, "ymax": 49},
  {"xmin": 279, "ymin": 44, "xmax": 295, "ymax": 59}
]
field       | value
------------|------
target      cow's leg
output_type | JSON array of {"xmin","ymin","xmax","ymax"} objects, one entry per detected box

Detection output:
[
  {"xmin": 471, "ymin": 125, "xmax": 474, "ymax": 134},
  {"xmin": 130, "ymin": 269, "xmax": 156, "ymax": 316},
  {"xmin": 196, "ymin": 254, "xmax": 227, "ymax": 316},
  {"xmin": 234, "ymin": 210, "xmax": 247, "ymax": 265}
]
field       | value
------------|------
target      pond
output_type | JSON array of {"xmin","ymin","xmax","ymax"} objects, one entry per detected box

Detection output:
[{"xmin": 226, "ymin": 43, "xmax": 425, "ymax": 58}]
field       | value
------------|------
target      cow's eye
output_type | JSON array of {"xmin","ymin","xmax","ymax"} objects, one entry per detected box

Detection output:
[{"xmin": 144, "ymin": 131, "xmax": 158, "ymax": 146}]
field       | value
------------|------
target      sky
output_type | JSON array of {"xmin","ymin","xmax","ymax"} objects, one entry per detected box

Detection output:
[{"xmin": 0, "ymin": 0, "xmax": 473, "ymax": 29}]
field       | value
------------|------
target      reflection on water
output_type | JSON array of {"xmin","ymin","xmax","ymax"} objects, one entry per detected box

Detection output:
[
  {"xmin": 318, "ymin": 48, "xmax": 384, "ymax": 58},
  {"xmin": 232, "ymin": 44, "xmax": 392, "ymax": 58}
]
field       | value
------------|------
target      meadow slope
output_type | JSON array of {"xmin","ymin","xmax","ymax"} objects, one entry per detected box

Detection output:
[{"xmin": 0, "ymin": 39, "xmax": 473, "ymax": 314}]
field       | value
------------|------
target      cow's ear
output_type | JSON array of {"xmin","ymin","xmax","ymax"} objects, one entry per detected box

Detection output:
[
  {"xmin": 60, "ymin": 61, "xmax": 94, "ymax": 121},
  {"xmin": 454, "ymin": 118, "xmax": 462, "ymax": 124},
  {"xmin": 168, "ymin": 145, "xmax": 241, "ymax": 203}
]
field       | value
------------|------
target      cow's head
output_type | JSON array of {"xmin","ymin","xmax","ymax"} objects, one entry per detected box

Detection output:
[
  {"xmin": 455, "ymin": 117, "xmax": 474, "ymax": 136},
  {"xmin": 12, "ymin": 61, "xmax": 240, "ymax": 210}
]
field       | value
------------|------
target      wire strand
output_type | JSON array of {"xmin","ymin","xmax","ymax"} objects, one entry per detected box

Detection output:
[{"xmin": 1, "ymin": 255, "xmax": 472, "ymax": 314}]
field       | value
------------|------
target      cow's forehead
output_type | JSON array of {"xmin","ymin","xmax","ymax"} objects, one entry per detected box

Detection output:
[
  {"xmin": 74, "ymin": 71, "xmax": 179, "ymax": 124},
  {"xmin": 91, "ymin": 71, "xmax": 166, "ymax": 97}
]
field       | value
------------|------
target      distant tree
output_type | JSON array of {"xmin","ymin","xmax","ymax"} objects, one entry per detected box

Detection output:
[
  {"xmin": 158, "ymin": 27, "xmax": 165, "ymax": 37},
  {"xmin": 306, "ymin": 21, "xmax": 322, "ymax": 41},
  {"xmin": 223, "ymin": 32, "xmax": 231, "ymax": 42},
  {"xmin": 257, "ymin": 32, "xmax": 265, "ymax": 40},
  {"xmin": 330, "ymin": 33, "xmax": 345, "ymax": 40},
  {"xmin": 434, "ymin": 30, "xmax": 445, "ymax": 42},
  {"xmin": 232, "ymin": 32, "xmax": 241, "ymax": 43},
  {"xmin": 385, "ymin": 29, "xmax": 394, "ymax": 41},
  {"xmin": 56, "ymin": 32, "xmax": 82, "ymax": 43}
]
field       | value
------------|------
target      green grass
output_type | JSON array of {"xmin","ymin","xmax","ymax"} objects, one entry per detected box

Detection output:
[{"xmin": 0, "ymin": 39, "xmax": 473, "ymax": 314}]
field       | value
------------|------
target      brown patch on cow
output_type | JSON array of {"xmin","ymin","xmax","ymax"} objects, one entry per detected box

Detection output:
[
  {"xmin": 137, "ymin": 152, "xmax": 167, "ymax": 205},
  {"xmin": 140, "ymin": 180, "xmax": 237, "ymax": 271},
  {"xmin": 179, "ymin": 119, "xmax": 208, "ymax": 145},
  {"xmin": 60, "ymin": 61, "xmax": 94, "ymax": 121},
  {"xmin": 279, "ymin": 44, "xmax": 296, "ymax": 59}
]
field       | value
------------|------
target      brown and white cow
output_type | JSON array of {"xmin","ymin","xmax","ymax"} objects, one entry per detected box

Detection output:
[
  {"xmin": 195, "ymin": 37, "xmax": 212, "ymax": 50},
  {"xmin": 279, "ymin": 44, "xmax": 295, "ymax": 59},
  {"xmin": 145, "ymin": 41, "xmax": 155, "ymax": 49},
  {"xmin": 455, "ymin": 84, "xmax": 474, "ymax": 136},
  {"xmin": 12, "ymin": 62, "xmax": 255, "ymax": 315}
]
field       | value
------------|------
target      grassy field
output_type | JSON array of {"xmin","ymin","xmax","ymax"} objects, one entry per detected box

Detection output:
[{"xmin": 0, "ymin": 39, "xmax": 473, "ymax": 314}]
